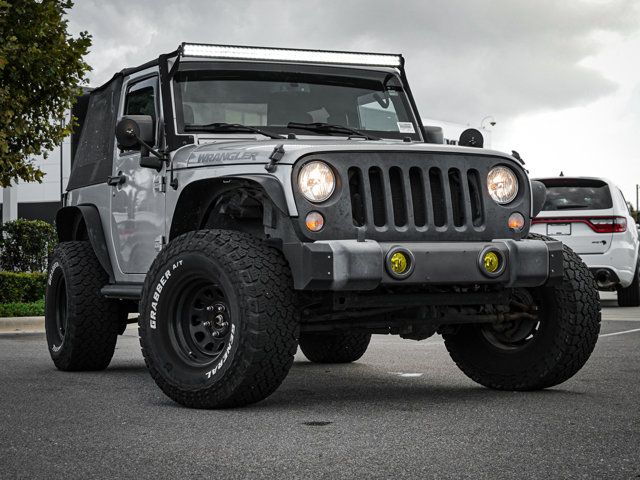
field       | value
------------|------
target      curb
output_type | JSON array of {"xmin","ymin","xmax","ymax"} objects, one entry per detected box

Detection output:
[{"xmin": 0, "ymin": 316, "xmax": 45, "ymax": 333}]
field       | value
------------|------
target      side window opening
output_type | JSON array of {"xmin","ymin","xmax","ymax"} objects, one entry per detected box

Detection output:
[{"xmin": 123, "ymin": 78, "xmax": 158, "ymax": 150}]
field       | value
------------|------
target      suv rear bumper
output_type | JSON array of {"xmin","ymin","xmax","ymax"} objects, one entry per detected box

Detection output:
[{"xmin": 283, "ymin": 239, "xmax": 563, "ymax": 291}]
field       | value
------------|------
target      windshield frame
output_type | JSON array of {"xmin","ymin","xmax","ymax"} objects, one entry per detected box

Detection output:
[{"xmin": 171, "ymin": 61, "xmax": 423, "ymax": 141}]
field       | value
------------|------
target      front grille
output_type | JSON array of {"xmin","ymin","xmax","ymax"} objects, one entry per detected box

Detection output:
[
  {"xmin": 348, "ymin": 164, "xmax": 485, "ymax": 232},
  {"xmin": 293, "ymin": 152, "xmax": 529, "ymax": 242}
]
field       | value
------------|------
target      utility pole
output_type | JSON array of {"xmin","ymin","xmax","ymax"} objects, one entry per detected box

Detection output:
[{"xmin": 636, "ymin": 184, "xmax": 639, "ymax": 222}]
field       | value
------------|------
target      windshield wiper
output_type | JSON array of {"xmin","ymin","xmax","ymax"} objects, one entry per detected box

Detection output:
[
  {"xmin": 287, "ymin": 122, "xmax": 381, "ymax": 141},
  {"xmin": 183, "ymin": 122, "xmax": 284, "ymax": 139}
]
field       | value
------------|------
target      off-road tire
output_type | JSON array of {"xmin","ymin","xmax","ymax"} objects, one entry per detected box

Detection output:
[
  {"xmin": 45, "ymin": 241, "xmax": 122, "ymax": 371},
  {"xmin": 299, "ymin": 332, "xmax": 371, "ymax": 363},
  {"xmin": 139, "ymin": 229, "xmax": 298, "ymax": 409},
  {"xmin": 617, "ymin": 257, "xmax": 640, "ymax": 307},
  {"xmin": 443, "ymin": 233, "xmax": 601, "ymax": 390}
]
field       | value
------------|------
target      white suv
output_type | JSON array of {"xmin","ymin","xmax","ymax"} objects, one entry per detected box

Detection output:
[{"xmin": 531, "ymin": 177, "xmax": 640, "ymax": 306}]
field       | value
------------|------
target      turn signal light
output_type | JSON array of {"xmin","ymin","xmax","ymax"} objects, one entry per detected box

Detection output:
[
  {"xmin": 508, "ymin": 212, "xmax": 525, "ymax": 231},
  {"xmin": 305, "ymin": 211, "xmax": 324, "ymax": 232}
]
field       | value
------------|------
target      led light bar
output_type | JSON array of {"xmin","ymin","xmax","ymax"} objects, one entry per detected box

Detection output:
[{"xmin": 181, "ymin": 43, "xmax": 402, "ymax": 67}]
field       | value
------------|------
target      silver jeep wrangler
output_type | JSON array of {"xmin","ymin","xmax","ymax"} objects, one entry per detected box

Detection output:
[{"xmin": 46, "ymin": 43, "xmax": 601, "ymax": 408}]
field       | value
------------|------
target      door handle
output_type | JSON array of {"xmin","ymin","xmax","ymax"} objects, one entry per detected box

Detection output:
[{"xmin": 107, "ymin": 173, "xmax": 126, "ymax": 186}]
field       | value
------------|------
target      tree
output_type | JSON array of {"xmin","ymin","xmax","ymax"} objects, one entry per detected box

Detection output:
[{"xmin": 0, "ymin": 0, "xmax": 91, "ymax": 187}]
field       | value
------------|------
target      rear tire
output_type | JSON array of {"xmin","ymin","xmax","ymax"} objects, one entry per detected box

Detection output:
[
  {"xmin": 45, "ymin": 241, "xmax": 123, "ymax": 371},
  {"xmin": 139, "ymin": 229, "xmax": 299, "ymax": 409},
  {"xmin": 617, "ymin": 258, "xmax": 640, "ymax": 307},
  {"xmin": 299, "ymin": 332, "xmax": 371, "ymax": 363},
  {"xmin": 443, "ymin": 235, "xmax": 601, "ymax": 390}
]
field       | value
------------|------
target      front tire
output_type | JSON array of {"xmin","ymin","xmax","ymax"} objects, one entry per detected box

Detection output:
[
  {"xmin": 299, "ymin": 332, "xmax": 371, "ymax": 364},
  {"xmin": 45, "ymin": 241, "xmax": 123, "ymax": 371},
  {"xmin": 139, "ymin": 230, "xmax": 298, "ymax": 409},
  {"xmin": 617, "ymin": 258, "xmax": 640, "ymax": 307},
  {"xmin": 443, "ymin": 237, "xmax": 601, "ymax": 390}
]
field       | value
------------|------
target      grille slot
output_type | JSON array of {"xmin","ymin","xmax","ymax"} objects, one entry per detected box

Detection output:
[
  {"xmin": 389, "ymin": 167, "xmax": 407, "ymax": 227},
  {"xmin": 368, "ymin": 167, "xmax": 386, "ymax": 227},
  {"xmin": 467, "ymin": 169, "xmax": 484, "ymax": 227},
  {"xmin": 409, "ymin": 167, "xmax": 427, "ymax": 227},
  {"xmin": 448, "ymin": 168, "xmax": 465, "ymax": 227},
  {"xmin": 429, "ymin": 168, "xmax": 446, "ymax": 227},
  {"xmin": 348, "ymin": 167, "xmax": 366, "ymax": 227}
]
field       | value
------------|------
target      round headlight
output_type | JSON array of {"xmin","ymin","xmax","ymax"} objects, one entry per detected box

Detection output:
[
  {"xmin": 487, "ymin": 166, "xmax": 518, "ymax": 204},
  {"xmin": 298, "ymin": 161, "xmax": 335, "ymax": 203}
]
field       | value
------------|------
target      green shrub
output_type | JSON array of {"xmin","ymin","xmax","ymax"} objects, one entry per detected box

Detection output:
[
  {"xmin": 0, "ymin": 271, "xmax": 47, "ymax": 303},
  {"xmin": 0, "ymin": 299, "xmax": 44, "ymax": 317},
  {"xmin": 0, "ymin": 219, "xmax": 57, "ymax": 272}
]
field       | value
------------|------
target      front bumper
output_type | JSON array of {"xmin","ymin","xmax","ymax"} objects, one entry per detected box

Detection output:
[{"xmin": 283, "ymin": 239, "xmax": 563, "ymax": 290}]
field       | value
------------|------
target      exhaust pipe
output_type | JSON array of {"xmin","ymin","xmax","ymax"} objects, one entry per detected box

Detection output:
[{"xmin": 594, "ymin": 269, "xmax": 615, "ymax": 289}]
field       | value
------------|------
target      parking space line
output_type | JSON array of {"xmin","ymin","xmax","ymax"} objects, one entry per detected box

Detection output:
[{"xmin": 599, "ymin": 328, "xmax": 640, "ymax": 337}]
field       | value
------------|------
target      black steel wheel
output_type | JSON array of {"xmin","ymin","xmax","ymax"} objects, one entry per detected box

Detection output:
[{"xmin": 171, "ymin": 281, "xmax": 232, "ymax": 367}]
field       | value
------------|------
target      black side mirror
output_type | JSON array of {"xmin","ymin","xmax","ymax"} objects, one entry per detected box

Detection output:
[
  {"xmin": 459, "ymin": 128, "xmax": 484, "ymax": 148},
  {"xmin": 115, "ymin": 115, "xmax": 155, "ymax": 150},
  {"xmin": 530, "ymin": 180, "xmax": 547, "ymax": 218}
]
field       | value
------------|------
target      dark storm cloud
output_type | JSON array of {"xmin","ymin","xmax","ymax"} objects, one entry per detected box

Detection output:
[{"xmin": 68, "ymin": 0, "xmax": 640, "ymax": 123}]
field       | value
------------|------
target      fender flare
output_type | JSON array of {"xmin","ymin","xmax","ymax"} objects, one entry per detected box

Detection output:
[
  {"xmin": 229, "ymin": 174, "xmax": 289, "ymax": 215},
  {"xmin": 56, "ymin": 205, "xmax": 115, "ymax": 282}
]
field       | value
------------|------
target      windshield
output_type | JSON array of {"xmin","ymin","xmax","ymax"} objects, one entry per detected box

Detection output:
[
  {"xmin": 173, "ymin": 63, "xmax": 420, "ymax": 140},
  {"xmin": 540, "ymin": 178, "xmax": 613, "ymax": 211}
]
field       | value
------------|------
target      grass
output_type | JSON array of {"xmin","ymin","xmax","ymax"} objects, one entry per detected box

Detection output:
[{"xmin": 0, "ymin": 299, "xmax": 44, "ymax": 317}]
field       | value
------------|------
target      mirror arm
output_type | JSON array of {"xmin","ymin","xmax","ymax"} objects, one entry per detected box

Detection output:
[{"xmin": 134, "ymin": 133, "xmax": 169, "ymax": 162}]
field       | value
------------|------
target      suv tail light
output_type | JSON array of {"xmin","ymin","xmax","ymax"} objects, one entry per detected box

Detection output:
[
  {"xmin": 588, "ymin": 216, "xmax": 626, "ymax": 233},
  {"xmin": 533, "ymin": 216, "xmax": 627, "ymax": 233}
]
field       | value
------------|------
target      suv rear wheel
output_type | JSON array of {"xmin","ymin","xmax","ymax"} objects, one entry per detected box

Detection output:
[
  {"xmin": 299, "ymin": 332, "xmax": 371, "ymax": 363},
  {"xmin": 617, "ymin": 258, "xmax": 640, "ymax": 307},
  {"xmin": 443, "ymin": 234, "xmax": 601, "ymax": 390},
  {"xmin": 138, "ymin": 229, "xmax": 298, "ymax": 409},
  {"xmin": 45, "ymin": 241, "xmax": 124, "ymax": 371}
]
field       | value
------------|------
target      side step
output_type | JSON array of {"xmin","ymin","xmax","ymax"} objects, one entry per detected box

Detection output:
[{"xmin": 101, "ymin": 284, "xmax": 143, "ymax": 300}]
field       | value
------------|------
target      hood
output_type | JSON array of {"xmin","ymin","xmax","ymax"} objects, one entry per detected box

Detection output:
[{"xmin": 171, "ymin": 137, "xmax": 519, "ymax": 169}]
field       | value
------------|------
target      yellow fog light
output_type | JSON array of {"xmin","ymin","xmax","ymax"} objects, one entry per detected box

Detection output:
[
  {"xmin": 483, "ymin": 251, "xmax": 500, "ymax": 273},
  {"xmin": 479, "ymin": 247, "xmax": 505, "ymax": 278},
  {"xmin": 390, "ymin": 252, "xmax": 408, "ymax": 275},
  {"xmin": 385, "ymin": 247, "xmax": 414, "ymax": 279}
]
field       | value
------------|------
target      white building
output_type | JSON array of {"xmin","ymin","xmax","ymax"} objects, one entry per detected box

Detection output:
[{"xmin": 0, "ymin": 134, "xmax": 71, "ymax": 224}]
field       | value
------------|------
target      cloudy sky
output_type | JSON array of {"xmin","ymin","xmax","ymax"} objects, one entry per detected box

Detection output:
[{"xmin": 67, "ymin": 0, "xmax": 640, "ymax": 203}]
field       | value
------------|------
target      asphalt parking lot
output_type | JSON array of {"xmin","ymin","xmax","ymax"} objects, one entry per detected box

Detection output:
[{"xmin": 1, "ymin": 294, "xmax": 638, "ymax": 479}]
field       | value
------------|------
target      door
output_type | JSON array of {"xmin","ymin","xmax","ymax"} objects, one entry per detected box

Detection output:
[{"xmin": 110, "ymin": 75, "xmax": 166, "ymax": 275}]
